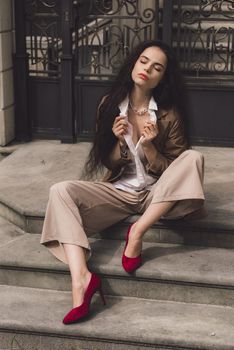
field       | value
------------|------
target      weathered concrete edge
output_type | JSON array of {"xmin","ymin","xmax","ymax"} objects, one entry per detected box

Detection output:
[
  {"xmin": 1, "ymin": 267, "xmax": 234, "ymax": 307},
  {"xmin": 0, "ymin": 328, "xmax": 206, "ymax": 350},
  {"xmin": 0, "ymin": 202, "xmax": 26, "ymax": 230},
  {"xmin": 1, "ymin": 262, "xmax": 234, "ymax": 290},
  {"xmin": 3, "ymin": 206, "xmax": 234, "ymax": 236}
]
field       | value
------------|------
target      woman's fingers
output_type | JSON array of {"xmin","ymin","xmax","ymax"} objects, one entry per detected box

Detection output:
[
  {"xmin": 115, "ymin": 126, "xmax": 128, "ymax": 136},
  {"xmin": 114, "ymin": 123, "xmax": 128, "ymax": 133},
  {"xmin": 113, "ymin": 116, "xmax": 127, "ymax": 127},
  {"xmin": 114, "ymin": 119, "xmax": 126, "ymax": 127},
  {"xmin": 144, "ymin": 121, "xmax": 156, "ymax": 130},
  {"xmin": 143, "ymin": 122, "xmax": 158, "ymax": 138},
  {"xmin": 141, "ymin": 122, "xmax": 158, "ymax": 143},
  {"xmin": 112, "ymin": 116, "xmax": 128, "ymax": 138},
  {"xmin": 114, "ymin": 115, "xmax": 126, "ymax": 122},
  {"xmin": 143, "ymin": 126, "xmax": 154, "ymax": 135}
]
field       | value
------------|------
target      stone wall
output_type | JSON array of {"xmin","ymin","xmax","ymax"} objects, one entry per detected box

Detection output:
[{"xmin": 0, "ymin": 0, "xmax": 14, "ymax": 146}]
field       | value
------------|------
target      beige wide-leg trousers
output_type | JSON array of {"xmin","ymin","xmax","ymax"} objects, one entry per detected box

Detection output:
[{"xmin": 41, "ymin": 150, "xmax": 205, "ymax": 264}]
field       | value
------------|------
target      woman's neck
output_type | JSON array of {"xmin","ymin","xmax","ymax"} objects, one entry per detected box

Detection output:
[{"xmin": 130, "ymin": 87, "xmax": 151, "ymax": 108}]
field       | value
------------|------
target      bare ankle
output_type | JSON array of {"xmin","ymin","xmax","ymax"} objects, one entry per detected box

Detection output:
[
  {"xmin": 71, "ymin": 271, "xmax": 92, "ymax": 307},
  {"xmin": 130, "ymin": 222, "xmax": 144, "ymax": 240},
  {"xmin": 72, "ymin": 271, "xmax": 91, "ymax": 289}
]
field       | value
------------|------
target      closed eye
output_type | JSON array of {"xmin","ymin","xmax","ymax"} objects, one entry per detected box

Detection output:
[
  {"xmin": 154, "ymin": 66, "xmax": 162, "ymax": 72},
  {"xmin": 140, "ymin": 59, "xmax": 148, "ymax": 64}
]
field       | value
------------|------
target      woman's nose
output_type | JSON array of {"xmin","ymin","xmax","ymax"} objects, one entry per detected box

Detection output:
[{"xmin": 144, "ymin": 65, "xmax": 151, "ymax": 73}]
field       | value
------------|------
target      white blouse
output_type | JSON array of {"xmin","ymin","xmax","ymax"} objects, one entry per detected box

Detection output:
[{"xmin": 113, "ymin": 95, "xmax": 158, "ymax": 193}]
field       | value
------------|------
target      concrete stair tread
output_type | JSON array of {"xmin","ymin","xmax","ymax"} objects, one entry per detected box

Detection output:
[
  {"xmin": 0, "ymin": 141, "xmax": 90, "ymax": 217},
  {"xmin": 0, "ymin": 216, "xmax": 24, "ymax": 246},
  {"xmin": 1, "ymin": 284, "xmax": 234, "ymax": 349},
  {"xmin": 0, "ymin": 142, "xmax": 234, "ymax": 234},
  {"xmin": 1, "ymin": 230, "xmax": 234, "ymax": 288}
]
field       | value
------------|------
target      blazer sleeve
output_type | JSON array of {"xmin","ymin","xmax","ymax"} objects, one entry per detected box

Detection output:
[
  {"xmin": 104, "ymin": 141, "xmax": 132, "ymax": 170},
  {"xmin": 145, "ymin": 109, "xmax": 188, "ymax": 176}
]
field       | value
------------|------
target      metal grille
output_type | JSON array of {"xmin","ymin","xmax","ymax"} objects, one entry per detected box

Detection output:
[
  {"xmin": 73, "ymin": 0, "xmax": 160, "ymax": 79},
  {"xmin": 25, "ymin": 0, "xmax": 62, "ymax": 76},
  {"xmin": 172, "ymin": 0, "xmax": 234, "ymax": 77}
]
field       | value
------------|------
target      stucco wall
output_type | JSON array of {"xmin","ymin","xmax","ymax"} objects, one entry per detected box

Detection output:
[{"xmin": 0, "ymin": 0, "xmax": 14, "ymax": 146}]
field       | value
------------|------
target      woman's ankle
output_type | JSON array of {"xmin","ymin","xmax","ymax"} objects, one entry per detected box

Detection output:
[
  {"xmin": 71, "ymin": 271, "xmax": 91, "ymax": 289},
  {"xmin": 124, "ymin": 224, "xmax": 142, "ymax": 258},
  {"xmin": 71, "ymin": 271, "xmax": 92, "ymax": 307},
  {"xmin": 130, "ymin": 222, "xmax": 144, "ymax": 240}
]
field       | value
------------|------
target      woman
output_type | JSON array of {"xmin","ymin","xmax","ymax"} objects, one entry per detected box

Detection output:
[{"xmin": 41, "ymin": 40, "xmax": 205, "ymax": 324}]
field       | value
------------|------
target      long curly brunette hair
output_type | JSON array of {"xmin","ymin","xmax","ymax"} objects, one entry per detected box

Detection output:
[{"xmin": 84, "ymin": 40, "xmax": 189, "ymax": 178}]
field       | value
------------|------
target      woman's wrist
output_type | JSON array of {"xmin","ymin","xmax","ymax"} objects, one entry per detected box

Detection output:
[
  {"xmin": 119, "ymin": 140, "xmax": 129, "ymax": 158},
  {"xmin": 141, "ymin": 141, "xmax": 157, "ymax": 158},
  {"xmin": 119, "ymin": 139, "xmax": 127, "ymax": 147},
  {"xmin": 141, "ymin": 140, "xmax": 153, "ymax": 149}
]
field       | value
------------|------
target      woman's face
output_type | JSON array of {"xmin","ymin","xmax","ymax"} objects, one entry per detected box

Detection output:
[{"xmin": 131, "ymin": 46, "xmax": 167, "ymax": 91}]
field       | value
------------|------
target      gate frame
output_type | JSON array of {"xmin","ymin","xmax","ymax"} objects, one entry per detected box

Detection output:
[
  {"xmin": 60, "ymin": 0, "xmax": 75, "ymax": 143},
  {"xmin": 14, "ymin": 0, "xmax": 31, "ymax": 142},
  {"xmin": 13, "ymin": 0, "xmax": 76, "ymax": 143},
  {"xmin": 13, "ymin": 0, "xmax": 234, "ymax": 146}
]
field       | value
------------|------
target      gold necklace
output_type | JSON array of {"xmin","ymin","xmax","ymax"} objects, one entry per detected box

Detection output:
[{"xmin": 129, "ymin": 100, "xmax": 149, "ymax": 116}]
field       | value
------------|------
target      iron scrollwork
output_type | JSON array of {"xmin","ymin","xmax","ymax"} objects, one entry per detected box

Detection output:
[
  {"xmin": 25, "ymin": 0, "xmax": 61, "ymax": 76},
  {"xmin": 174, "ymin": 0, "xmax": 234, "ymax": 76},
  {"xmin": 201, "ymin": 0, "xmax": 234, "ymax": 19},
  {"xmin": 88, "ymin": 0, "xmax": 156, "ymax": 23},
  {"xmin": 74, "ymin": 0, "xmax": 159, "ymax": 78}
]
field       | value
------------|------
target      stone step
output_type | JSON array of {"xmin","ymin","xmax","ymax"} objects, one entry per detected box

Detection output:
[
  {"xmin": 99, "ymin": 215, "xmax": 234, "ymax": 249},
  {"xmin": 3, "ymin": 211, "xmax": 234, "ymax": 249},
  {"xmin": 1, "ymin": 206, "xmax": 234, "ymax": 249},
  {"xmin": 0, "ymin": 141, "xmax": 91, "ymax": 233},
  {"xmin": 1, "ymin": 285, "xmax": 234, "ymax": 350},
  {"xmin": 1, "ymin": 201, "xmax": 234, "ymax": 249},
  {"xmin": 0, "ymin": 154, "xmax": 6, "ymax": 161},
  {"xmin": 3, "ymin": 210, "xmax": 234, "ymax": 250},
  {"xmin": 0, "ymin": 215, "xmax": 24, "ymax": 245},
  {"xmin": 1, "ymin": 220, "xmax": 234, "ymax": 306},
  {"xmin": 0, "ymin": 143, "xmax": 234, "ymax": 249}
]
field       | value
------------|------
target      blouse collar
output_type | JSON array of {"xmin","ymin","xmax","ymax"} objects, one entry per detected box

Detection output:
[{"xmin": 118, "ymin": 95, "xmax": 158, "ymax": 122}]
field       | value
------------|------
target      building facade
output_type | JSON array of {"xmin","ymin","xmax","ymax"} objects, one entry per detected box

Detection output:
[{"xmin": 1, "ymin": 0, "xmax": 234, "ymax": 146}]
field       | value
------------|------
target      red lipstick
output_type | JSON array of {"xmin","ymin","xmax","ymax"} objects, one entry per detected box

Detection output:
[{"xmin": 138, "ymin": 73, "xmax": 148, "ymax": 81}]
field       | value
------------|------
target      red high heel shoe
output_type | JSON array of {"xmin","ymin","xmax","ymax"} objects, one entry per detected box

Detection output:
[
  {"xmin": 63, "ymin": 273, "xmax": 106, "ymax": 324},
  {"xmin": 122, "ymin": 224, "xmax": 142, "ymax": 273}
]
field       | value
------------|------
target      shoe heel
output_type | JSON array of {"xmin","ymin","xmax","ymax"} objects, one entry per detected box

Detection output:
[{"xmin": 99, "ymin": 286, "xmax": 106, "ymax": 305}]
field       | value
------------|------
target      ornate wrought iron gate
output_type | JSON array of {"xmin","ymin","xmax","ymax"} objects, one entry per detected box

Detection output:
[
  {"xmin": 14, "ymin": 0, "xmax": 234, "ymax": 145},
  {"xmin": 73, "ymin": 0, "xmax": 160, "ymax": 140},
  {"xmin": 170, "ymin": 0, "xmax": 234, "ymax": 146}
]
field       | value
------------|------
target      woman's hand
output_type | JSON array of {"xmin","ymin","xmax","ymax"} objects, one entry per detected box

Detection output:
[
  {"xmin": 112, "ymin": 116, "xmax": 128, "ymax": 143},
  {"xmin": 141, "ymin": 121, "xmax": 158, "ymax": 146}
]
